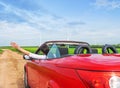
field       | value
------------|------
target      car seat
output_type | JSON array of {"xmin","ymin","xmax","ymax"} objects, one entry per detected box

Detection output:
[
  {"xmin": 58, "ymin": 47, "xmax": 68, "ymax": 56},
  {"xmin": 91, "ymin": 48, "xmax": 98, "ymax": 54}
]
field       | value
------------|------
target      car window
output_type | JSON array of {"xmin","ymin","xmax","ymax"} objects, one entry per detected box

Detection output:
[{"xmin": 47, "ymin": 44, "xmax": 61, "ymax": 59}]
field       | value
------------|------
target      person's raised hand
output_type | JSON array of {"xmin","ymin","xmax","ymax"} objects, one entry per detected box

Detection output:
[{"xmin": 10, "ymin": 42, "xmax": 20, "ymax": 49}]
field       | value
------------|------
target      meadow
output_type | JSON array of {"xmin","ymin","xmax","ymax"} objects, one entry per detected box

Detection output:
[
  {"xmin": 0, "ymin": 46, "xmax": 38, "ymax": 54},
  {"xmin": 0, "ymin": 46, "xmax": 120, "ymax": 54}
]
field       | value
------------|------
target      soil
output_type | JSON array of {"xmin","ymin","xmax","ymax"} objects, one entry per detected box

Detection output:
[{"xmin": 0, "ymin": 49, "xmax": 26, "ymax": 88}]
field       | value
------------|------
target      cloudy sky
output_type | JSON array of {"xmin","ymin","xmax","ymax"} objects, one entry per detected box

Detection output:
[{"xmin": 0, "ymin": 0, "xmax": 120, "ymax": 46}]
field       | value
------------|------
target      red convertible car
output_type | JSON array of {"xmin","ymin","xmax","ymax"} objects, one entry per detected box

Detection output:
[{"xmin": 24, "ymin": 41, "xmax": 120, "ymax": 88}]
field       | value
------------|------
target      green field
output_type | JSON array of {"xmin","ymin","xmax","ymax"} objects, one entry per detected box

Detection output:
[
  {"xmin": 0, "ymin": 46, "xmax": 120, "ymax": 54},
  {"xmin": 0, "ymin": 46, "xmax": 38, "ymax": 54},
  {"xmin": 21, "ymin": 46, "xmax": 38, "ymax": 53}
]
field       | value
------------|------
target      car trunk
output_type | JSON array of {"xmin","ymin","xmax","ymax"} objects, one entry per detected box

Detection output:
[
  {"xmin": 56, "ymin": 54, "xmax": 120, "ymax": 88},
  {"xmin": 56, "ymin": 54, "xmax": 120, "ymax": 71}
]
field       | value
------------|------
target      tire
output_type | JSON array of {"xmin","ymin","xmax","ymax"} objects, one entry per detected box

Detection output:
[{"xmin": 24, "ymin": 69, "xmax": 30, "ymax": 88}]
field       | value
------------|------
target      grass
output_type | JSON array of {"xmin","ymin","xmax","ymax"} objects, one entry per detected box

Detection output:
[
  {"xmin": 0, "ymin": 46, "xmax": 120, "ymax": 54},
  {"xmin": 92, "ymin": 48, "xmax": 120, "ymax": 54},
  {"xmin": 117, "ymin": 48, "xmax": 120, "ymax": 53},
  {"xmin": 68, "ymin": 48, "xmax": 75, "ymax": 54},
  {"xmin": 0, "ymin": 49, "xmax": 3, "ymax": 54},
  {"xmin": 0, "ymin": 46, "xmax": 38, "ymax": 54},
  {"xmin": 21, "ymin": 46, "xmax": 38, "ymax": 53}
]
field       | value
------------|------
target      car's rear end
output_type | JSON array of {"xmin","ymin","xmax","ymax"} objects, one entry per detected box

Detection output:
[
  {"xmin": 76, "ymin": 70, "xmax": 120, "ymax": 88},
  {"xmin": 57, "ymin": 54, "xmax": 120, "ymax": 88}
]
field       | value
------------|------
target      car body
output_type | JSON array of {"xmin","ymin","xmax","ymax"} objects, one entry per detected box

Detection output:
[{"xmin": 24, "ymin": 40, "xmax": 120, "ymax": 88}]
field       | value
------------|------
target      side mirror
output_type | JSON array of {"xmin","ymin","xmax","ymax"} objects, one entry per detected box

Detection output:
[{"xmin": 23, "ymin": 55, "xmax": 32, "ymax": 60}]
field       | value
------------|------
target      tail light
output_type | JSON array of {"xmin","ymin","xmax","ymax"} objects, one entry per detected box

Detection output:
[
  {"xmin": 76, "ymin": 70, "xmax": 120, "ymax": 88},
  {"xmin": 109, "ymin": 76, "xmax": 120, "ymax": 88}
]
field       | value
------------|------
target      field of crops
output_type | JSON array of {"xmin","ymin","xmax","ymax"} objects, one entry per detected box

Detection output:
[{"xmin": 0, "ymin": 46, "xmax": 120, "ymax": 54}]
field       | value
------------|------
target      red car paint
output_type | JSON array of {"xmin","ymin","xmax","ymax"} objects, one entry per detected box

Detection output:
[{"xmin": 24, "ymin": 41, "xmax": 120, "ymax": 88}]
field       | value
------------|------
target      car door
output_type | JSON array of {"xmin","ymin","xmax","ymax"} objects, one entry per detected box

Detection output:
[
  {"xmin": 38, "ymin": 44, "xmax": 61, "ymax": 88},
  {"xmin": 27, "ymin": 59, "xmax": 41, "ymax": 88},
  {"xmin": 27, "ymin": 44, "xmax": 60, "ymax": 88}
]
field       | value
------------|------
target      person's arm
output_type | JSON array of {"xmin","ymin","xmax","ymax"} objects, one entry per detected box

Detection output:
[
  {"xmin": 29, "ymin": 53, "xmax": 47, "ymax": 59},
  {"xmin": 10, "ymin": 42, "xmax": 30, "ymax": 55},
  {"xmin": 10, "ymin": 42, "xmax": 47, "ymax": 59}
]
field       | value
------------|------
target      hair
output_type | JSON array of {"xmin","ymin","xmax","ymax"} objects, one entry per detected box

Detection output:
[{"xmin": 40, "ymin": 44, "xmax": 49, "ymax": 55}]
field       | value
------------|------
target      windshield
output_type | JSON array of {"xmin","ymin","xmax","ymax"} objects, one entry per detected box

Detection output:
[{"xmin": 47, "ymin": 44, "xmax": 61, "ymax": 58}]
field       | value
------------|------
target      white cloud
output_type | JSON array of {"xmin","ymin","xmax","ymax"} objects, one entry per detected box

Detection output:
[
  {"xmin": 94, "ymin": 0, "xmax": 120, "ymax": 9},
  {"xmin": 0, "ymin": 21, "xmax": 42, "ymax": 46},
  {"xmin": 0, "ymin": 20, "xmax": 120, "ymax": 46},
  {"xmin": 0, "ymin": 1, "xmax": 85, "ymax": 31},
  {"xmin": 0, "ymin": 1, "xmax": 88, "ymax": 46},
  {"xmin": 69, "ymin": 29, "xmax": 120, "ymax": 44},
  {"xmin": 0, "ymin": 1, "xmax": 120, "ymax": 46}
]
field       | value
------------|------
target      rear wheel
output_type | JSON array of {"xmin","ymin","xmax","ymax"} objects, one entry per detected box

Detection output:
[{"xmin": 24, "ymin": 69, "xmax": 30, "ymax": 88}]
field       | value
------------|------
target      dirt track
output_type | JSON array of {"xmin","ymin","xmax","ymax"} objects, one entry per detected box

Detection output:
[{"xmin": 0, "ymin": 49, "xmax": 26, "ymax": 88}]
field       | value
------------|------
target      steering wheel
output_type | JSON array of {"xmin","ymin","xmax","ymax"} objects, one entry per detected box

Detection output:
[
  {"xmin": 74, "ymin": 45, "xmax": 92, "ymax": 54},
  {"xmin": 102, "ymin": 44, "xmax": 118, "ymax": 54}
]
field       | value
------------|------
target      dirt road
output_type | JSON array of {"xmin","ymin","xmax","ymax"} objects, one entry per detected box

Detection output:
[{"xmin": 0, "ymin": 49, "xmax": 26, "ymax": 88}]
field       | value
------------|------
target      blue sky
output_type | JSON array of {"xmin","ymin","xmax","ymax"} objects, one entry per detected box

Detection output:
[{"xmin": 0, "ymin": 0, "xmax": 120, "ymax": 46}]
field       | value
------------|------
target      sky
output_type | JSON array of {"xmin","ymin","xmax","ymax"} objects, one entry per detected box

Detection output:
[{"xmin": 0, "ymin": 0, "xmax": 120, "ymax": 46}]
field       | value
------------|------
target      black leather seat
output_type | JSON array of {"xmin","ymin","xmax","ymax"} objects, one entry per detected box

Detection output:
[
  {"xmin": 91, "ymin": 48, "xmax": 98, "ymax": 54},
  {"xmin": 58, "ymin": 47, "xmax": 68, "ymax": 56}
]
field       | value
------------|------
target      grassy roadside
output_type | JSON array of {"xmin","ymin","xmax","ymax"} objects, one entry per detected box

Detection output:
[
  {"xmin": 0, "ymin": 49, "xmax": 3, "ymax": 54},
  {"xmin": 0, "ymin": 46, "xmax": 38, "ymax": 54}
]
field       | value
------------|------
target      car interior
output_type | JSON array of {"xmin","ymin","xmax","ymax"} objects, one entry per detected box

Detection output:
[
  {"xmin": 46, "ymin": 44, "xmax": 119, "ymax": 59},
  {"xmin": 35, "ymin": 41, "xmax": 118, "ymax": 59}
]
